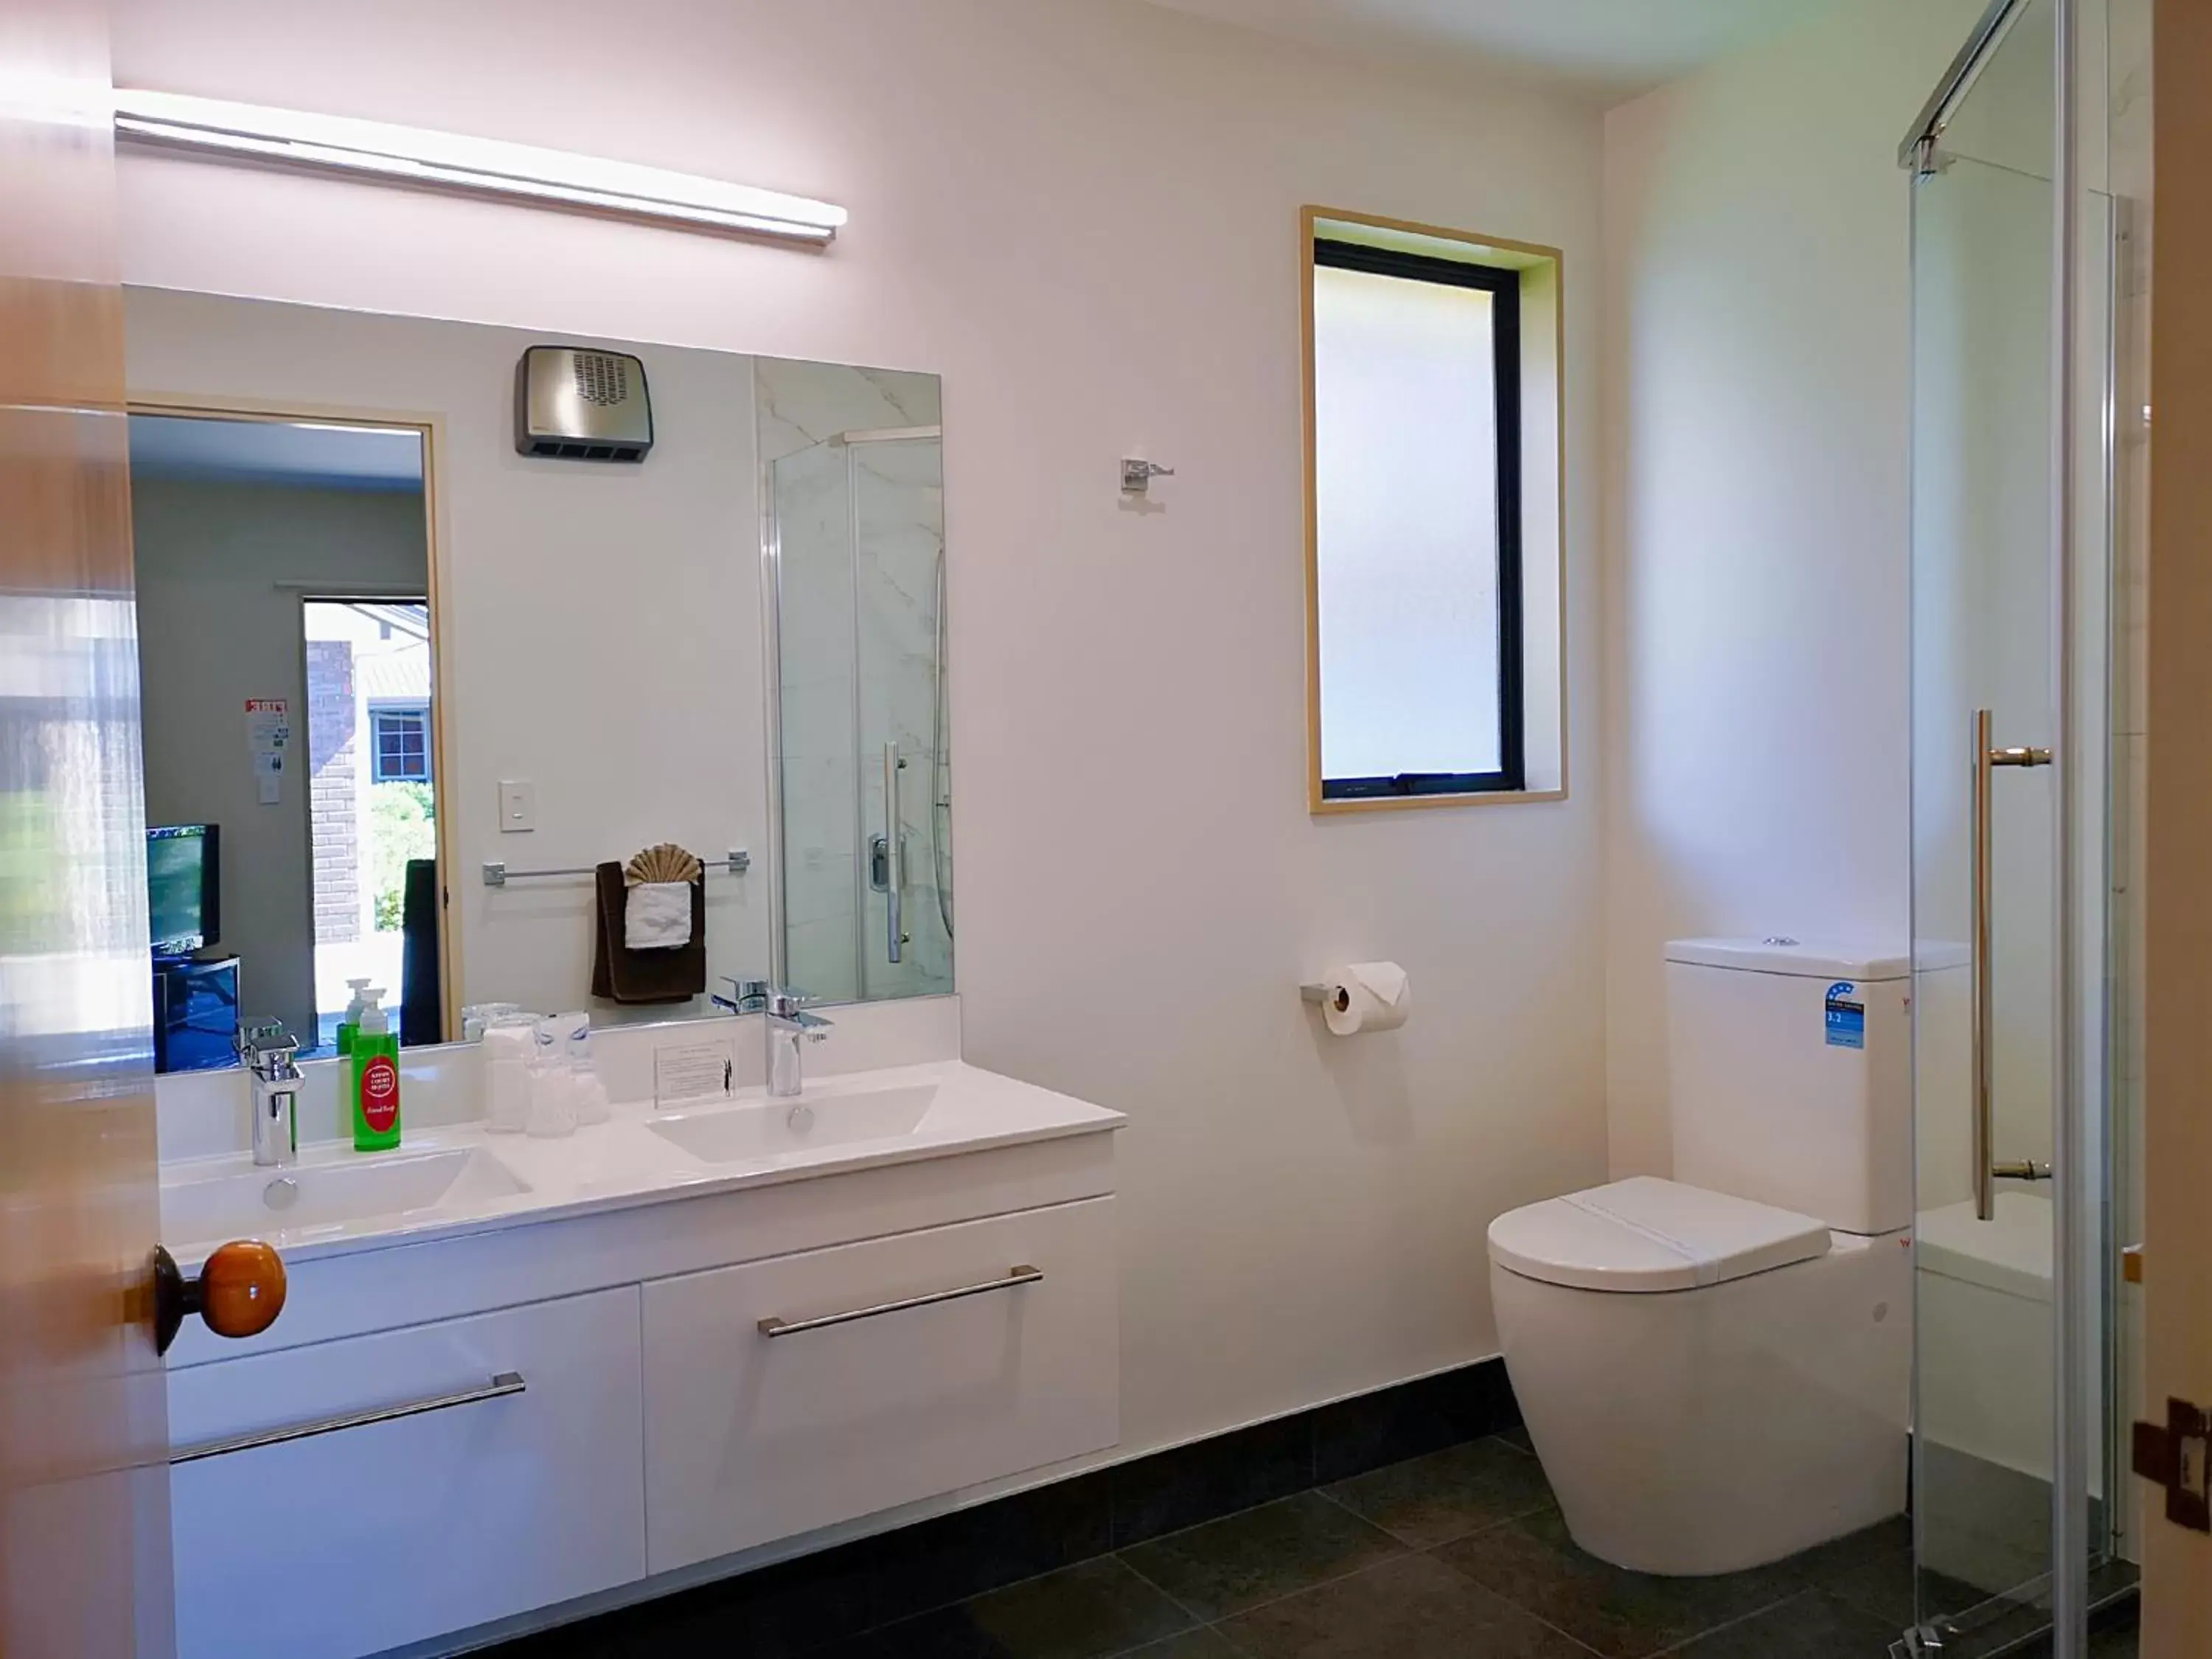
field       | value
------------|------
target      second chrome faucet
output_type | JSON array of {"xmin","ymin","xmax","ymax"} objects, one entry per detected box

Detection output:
[
  {"xmin": 237, "ymin": 1020, "xmax": 302, "ymax": 1168},
  {"xmin": 715, "ymin": 978, "xmax": 834, "ymax": 1097}
]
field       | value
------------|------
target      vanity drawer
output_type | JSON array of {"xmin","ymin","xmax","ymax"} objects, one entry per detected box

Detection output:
[
  {"xmin": 168, "ymin": 1284, "xmax": 645, "ymax": 1659},
  {"xmin": 643, "ymin": 1197, "xmax": 1118, "ymax": 1572}
]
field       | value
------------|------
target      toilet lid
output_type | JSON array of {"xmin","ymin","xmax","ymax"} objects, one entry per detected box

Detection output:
[{"xmin": 1486, "ymin": 1176, "xmax": 1832, "ymax": 1293}]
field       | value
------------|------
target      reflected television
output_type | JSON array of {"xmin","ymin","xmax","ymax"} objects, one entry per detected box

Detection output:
[{"xmin": 147, "ymin": 824, "xmax": 220, "ymax": 959}]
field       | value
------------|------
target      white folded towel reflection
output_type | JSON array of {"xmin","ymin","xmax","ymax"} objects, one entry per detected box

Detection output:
[{"xmin": 625, "ymin": 881, "xmax": 694, "ymax": 950}]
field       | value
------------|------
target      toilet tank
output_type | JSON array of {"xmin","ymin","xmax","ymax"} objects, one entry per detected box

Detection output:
[{"xmin": 1664, "ymin": 938, "xmax": 1912, "ymax": 1235}]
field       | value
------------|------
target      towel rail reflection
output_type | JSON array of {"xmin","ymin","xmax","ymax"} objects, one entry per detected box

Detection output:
[{"xmin": 482, "ymin": 849, "xmax": 750, "ymax": 887}]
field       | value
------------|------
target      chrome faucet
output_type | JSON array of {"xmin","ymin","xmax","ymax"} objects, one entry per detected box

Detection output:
[
  {"xmin": 763, "ymin": 988, "xmax": 832, "ymax": 1098},
  {"xmin": 714, "ymin": 978, "xmax": 833, "ymax": 1097},
  {"xmin": 236, "ymin": 1020, "xmax": 302, "ymax": 1168}
]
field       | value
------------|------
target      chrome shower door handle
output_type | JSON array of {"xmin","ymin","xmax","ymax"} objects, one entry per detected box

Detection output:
[
  {"xmin": 883, "ymin": 740, "xmax": 905, "ymax": 964},
  {"xmin": 1970, "ymin": 707, "xmax": 2053, "ymax": 1221}
]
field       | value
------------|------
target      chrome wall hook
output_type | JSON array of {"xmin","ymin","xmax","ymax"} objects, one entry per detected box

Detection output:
[{"xmin": 1121, "ymin": 458, "xmax": 1175, "ymax": 495}]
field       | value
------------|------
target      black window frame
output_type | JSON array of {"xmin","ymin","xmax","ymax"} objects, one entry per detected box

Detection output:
[
  {"xmin": 371, "ymin": 706, "xmax": 432, "ymax": 785},
  {"xmin": 1312, "ymin": 237, "xmax": 1526, "ymax": 801}
]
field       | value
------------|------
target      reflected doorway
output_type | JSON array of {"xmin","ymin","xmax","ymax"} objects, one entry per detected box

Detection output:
[
  {"xmin": 128, "ymin": 409, "xmax": 447, "ymax": 1067},
  {"xmin": 301, "ymin": 598, "xmax": 436, "ymax": 1053}
]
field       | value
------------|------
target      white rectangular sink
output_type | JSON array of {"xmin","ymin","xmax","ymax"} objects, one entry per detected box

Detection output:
[
  {"xmin": 648, "ymin": 1085, "xmax": 939, "ymax": 1165},
  {"xmin": 161, "ymin": 1147, "xmax": 529, "ymax": 1248}
]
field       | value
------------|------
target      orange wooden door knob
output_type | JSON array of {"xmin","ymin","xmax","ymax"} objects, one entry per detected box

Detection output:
[
  {"xmin": 151, "ymin": 1239, "xmax": 288, "ymax": 1354},
  {"xmin": 198, "ymin": 1239, "xmax": 287, "ymax": 1338}
]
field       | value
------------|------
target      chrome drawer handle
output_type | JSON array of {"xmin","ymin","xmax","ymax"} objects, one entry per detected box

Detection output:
[
  {"xmin": 170, "ymin": 1371, "xmax": 526, "ymax": 1464},
  {"xmin": 758, "ymin": 1265, "xmax": 1043, "ymax": 1338}
]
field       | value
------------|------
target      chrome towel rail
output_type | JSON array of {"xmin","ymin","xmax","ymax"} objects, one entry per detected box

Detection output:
[{"xmin": 484, "ymin": 849, "xmax": 749, "ymax": 888}]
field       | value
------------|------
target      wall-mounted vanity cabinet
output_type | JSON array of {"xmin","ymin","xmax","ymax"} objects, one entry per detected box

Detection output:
[
  {"xmin": 127, "ymin": 243, "xmax": 1096, "ymax": 1659},
  {"xmin": 163, "ymin": 1101, "xmax": 1120, "ymax": 1659}
]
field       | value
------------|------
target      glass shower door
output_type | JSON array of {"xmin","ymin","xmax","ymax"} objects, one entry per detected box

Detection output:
[
  {"xmin": 1907, "ymin": 0, "xmax": 2121, "ymax": 1648},
  {"xmin": 772, "ymin": 427, "xmax": 951, "ymax": 1004},
  {"xmin": 1910, "ymin": 130, "xmax": 2063, "ymax": 1643},
  {"xmin": 846, "ymin": 432, "xmax": 952, "ymax": 1002}
]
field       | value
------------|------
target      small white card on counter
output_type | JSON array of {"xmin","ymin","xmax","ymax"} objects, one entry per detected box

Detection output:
[{"xmin": 654, "ymin": 1035, "xmax": 737, "ymax": 1108}]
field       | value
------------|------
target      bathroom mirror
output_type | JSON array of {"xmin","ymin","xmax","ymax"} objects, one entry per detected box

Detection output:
[{"xmin": 123, "ymin": 288, "xmax": 950, "ymax": 1073}]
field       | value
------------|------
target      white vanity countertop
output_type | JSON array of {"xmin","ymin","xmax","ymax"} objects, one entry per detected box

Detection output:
[{"xmin": 159, "ymin": 1060, "xmax": 1123, "ymax": 1270}]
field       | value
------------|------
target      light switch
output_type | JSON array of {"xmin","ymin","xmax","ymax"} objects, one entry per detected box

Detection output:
[{"xmin": 498, "ymin": 779, "xmax": 536, "ymax": 833}]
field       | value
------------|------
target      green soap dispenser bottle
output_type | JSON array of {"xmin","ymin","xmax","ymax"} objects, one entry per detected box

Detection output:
[
  {"xmin": 349, "ymin": 987, "xmax": 401, "ymax": 1152},
  {"xmin": 335, "ymin": 977, "xmax": 373, "ymax": 1057}
]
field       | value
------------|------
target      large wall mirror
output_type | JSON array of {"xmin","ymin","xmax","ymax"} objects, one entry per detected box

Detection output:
[{"xmin": 125, "ymin": 289, "xmax": 950, "ymax": 1072}]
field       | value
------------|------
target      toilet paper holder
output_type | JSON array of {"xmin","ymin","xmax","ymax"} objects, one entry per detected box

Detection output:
[{"xmin": 1299, "ymin": 982, "xmax": 1352, "ymax": 1013}]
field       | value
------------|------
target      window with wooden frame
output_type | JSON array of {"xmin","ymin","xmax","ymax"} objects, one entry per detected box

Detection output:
[{"xmin": 1303, "ymin": 209, "xmax": 1567, "ymax": 814}]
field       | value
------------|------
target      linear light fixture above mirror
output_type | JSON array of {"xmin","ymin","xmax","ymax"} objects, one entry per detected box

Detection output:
[{"xmin": 112, "ymin": 90, "xmax": 848, "ymax": 245}]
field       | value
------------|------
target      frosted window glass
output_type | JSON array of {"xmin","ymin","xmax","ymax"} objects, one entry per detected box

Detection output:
[{"xmin": 1313, "ymin": 262, "xmax": 1501, "ymax": 782}]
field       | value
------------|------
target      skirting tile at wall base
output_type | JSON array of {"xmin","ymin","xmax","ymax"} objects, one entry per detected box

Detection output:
[
  {"xmin": 451, "ymin": 1355, "xmax": 1520, "ymax": 1658},
  {"xmin": 1105, "ymin": 1358, "xmax": 1519, "ymax": 1547}
]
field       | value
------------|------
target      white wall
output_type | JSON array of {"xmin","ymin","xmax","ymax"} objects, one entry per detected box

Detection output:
[
  {"xmin": 1599, "ymin": 0, "xmax": 1986, "ymax": 1177},
  {"xmin": 133, "ymin": 476, "xmax": 429, "ymax": 1040},
  {"xmin": 125, "ymin": 293, "xmax": 774, "ymax": 1026},
  {"xmin": 112, "ymin": 0, "xmax": 1606, "ymax": 1455}
]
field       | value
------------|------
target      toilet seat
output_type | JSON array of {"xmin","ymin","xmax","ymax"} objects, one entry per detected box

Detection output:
[{"xmin": 1487, "ymin": 1175, "xmax": 1832, "ymax": 1294}]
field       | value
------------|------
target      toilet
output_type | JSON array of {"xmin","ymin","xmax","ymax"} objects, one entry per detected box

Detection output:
[{"xmin": 1488, "ymin": 938, "xmax": 1914, "ymax": 1576}]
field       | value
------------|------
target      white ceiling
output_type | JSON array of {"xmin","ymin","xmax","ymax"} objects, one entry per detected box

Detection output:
[
  {"xmin": 1140, "ymin": 0, "xmax": 1840, "ymax": 98},
  {"xmin": 129, "ymin": 414, "xmax": 424, "ymax": 493}
]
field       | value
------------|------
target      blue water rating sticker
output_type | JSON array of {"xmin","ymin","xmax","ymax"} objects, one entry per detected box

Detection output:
[{"xmin": 1825, "ymin": 982, "xmax": 1865, "ymax": 1049}]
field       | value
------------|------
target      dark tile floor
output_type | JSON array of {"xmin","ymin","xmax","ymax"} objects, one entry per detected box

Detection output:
[
  {"xmin": 2090, "ymin": 1607, "xmax": 2141, "ymax": 1659},
  {"xmin": 510, "ymin": 1430, "xmax": 1992, "ymax": 1658}
]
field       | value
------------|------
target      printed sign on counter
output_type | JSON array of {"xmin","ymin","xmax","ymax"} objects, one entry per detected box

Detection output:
[{"xmin": 655, "ymin": 1034, "xmax": 738, "ymax": 1108}]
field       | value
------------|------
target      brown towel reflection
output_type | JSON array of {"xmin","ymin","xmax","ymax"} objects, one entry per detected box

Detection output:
[{"xmin": 591, "ymin": 861, "xmax": 706, "ymax": 1004}]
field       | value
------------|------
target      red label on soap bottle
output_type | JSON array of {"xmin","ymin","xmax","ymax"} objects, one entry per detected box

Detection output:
[{"xmin": 361, "ymin": 1056, "xmax": 400, "ymax": 1135}]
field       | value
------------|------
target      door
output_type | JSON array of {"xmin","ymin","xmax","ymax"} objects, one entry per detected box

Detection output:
[
  {"xmin": 1, "ymin": 16, "xmax": 296, "ymax": 1652},
  {"xmin": 1909, "ymin": 131, "xmax": 2065, "ymax": 1639},
  {"xmin": 2139, "ymin": 0, "xmax": 2212, "ymax": 1644},
  {"xmin": 1907, "ymin": 0, "xmax": 2123, "ymax": 1649},
  {"xmin": 0, "ymin": 2, "xmax": 178, "ymax": 1652}
]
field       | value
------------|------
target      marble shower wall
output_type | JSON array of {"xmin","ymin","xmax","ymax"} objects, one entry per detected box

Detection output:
[
  {"xmin": 772, "ymin": 439, "xmax": 860, "ymax": 1003},
  {"xmin": 760, "ymin": 358, "xmax": 950, "ymax": 1004}
]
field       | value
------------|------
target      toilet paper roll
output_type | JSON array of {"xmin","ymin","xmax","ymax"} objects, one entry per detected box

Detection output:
[{"xmin": 1321, "ymin": 961, "xmax": 1411, "ymax": 1037}]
